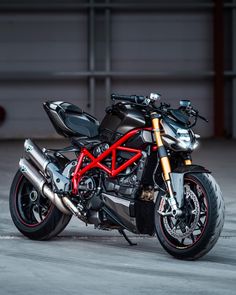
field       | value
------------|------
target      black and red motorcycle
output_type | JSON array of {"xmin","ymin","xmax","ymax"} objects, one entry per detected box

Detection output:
[{"xmin": 9, "ymin": 93, "xmax": 224, "ymax": 260}]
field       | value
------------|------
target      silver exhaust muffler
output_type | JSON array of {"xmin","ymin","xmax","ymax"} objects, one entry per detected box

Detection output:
[
  {"xmin": 24, "ymin": 139, "xmax": 49, "ymax": 172},
  {"xmin": 21, "ymin": 139, "xmax": 84, "ymax": 218},
  {"xmin": 19, "ymin": 158, "xmax": 71, "ymax": 215},
  {"xmin": 24, "ymin": 139, "xmax": 70, "ymax": 193}
]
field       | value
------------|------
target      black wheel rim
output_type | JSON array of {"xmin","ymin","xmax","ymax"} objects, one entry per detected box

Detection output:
[
  {"xmin": 158, "ymin": 177, "xmax": 208, "ymax": 249},
  {"xmin": 15, "ymin": 175, "xmax": 53, "ymax": 227}
]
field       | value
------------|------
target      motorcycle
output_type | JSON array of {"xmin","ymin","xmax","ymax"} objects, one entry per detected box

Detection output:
[{"xmin": 9, "ymin": 93, "xmax": 225, "ymax": 260}]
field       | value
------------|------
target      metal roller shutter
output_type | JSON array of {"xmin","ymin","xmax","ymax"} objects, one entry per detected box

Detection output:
[{"xmin": 0, "ymin": 13, "xmax": 88, "ymax": 138}]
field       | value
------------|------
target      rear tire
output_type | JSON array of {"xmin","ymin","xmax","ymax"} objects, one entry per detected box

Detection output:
[
  {"xmin": 9, "ymin": 170, "xmax": 72, "ymax": 240},
  {"xmin": 155, "ymin": 173, "xmax": 225, "ymax": 260}
]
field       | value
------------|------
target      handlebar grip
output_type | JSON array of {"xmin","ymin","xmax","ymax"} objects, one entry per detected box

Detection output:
[{"xmin": 111, "ymin": 93, "xmax": 146, "ymax": 104}]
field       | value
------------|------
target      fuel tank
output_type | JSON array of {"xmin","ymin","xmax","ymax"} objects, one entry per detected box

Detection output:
[{"xmin": 99, "ymin": 103, "xmax": 147, "ymax": 143}]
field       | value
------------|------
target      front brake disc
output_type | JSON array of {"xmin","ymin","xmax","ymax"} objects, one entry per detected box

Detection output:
[{"xmin": 160, "ymin": 185, "xmax": 200, "ymax": 240}]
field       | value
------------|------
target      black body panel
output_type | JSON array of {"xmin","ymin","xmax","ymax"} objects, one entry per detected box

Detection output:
[
  {"xmin": 101, "ymin": 193, "xmax": 138, "ymax": 233},
  {"xmin": 169, "ymin": 109, "xmax": 190, "ymax": 126},
  {"xmin": 125, "ymin": 129, "xmax": 153, "ymax": 149},
  {"xmin": 173, "ymin": 164, "xmax": 211, "ymax": 174},
  {"xmin": 134, "ymin": 200, "xmax": 154, "ymax": 235},
  {"xmin": 43, "ymin": 101, "xmax": 99, "ymax": 138},
  {"xmin": 99, "ymin": 103, "xmax": 147, "ymax": 143}
]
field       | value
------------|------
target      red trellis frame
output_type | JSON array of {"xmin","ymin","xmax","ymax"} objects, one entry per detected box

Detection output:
[{"xmin": 72, "ymin": 128, "xmax": 144, "ymax": 195}]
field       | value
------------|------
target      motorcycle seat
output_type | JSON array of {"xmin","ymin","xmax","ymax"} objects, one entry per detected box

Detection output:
[{"xmin": 43, "ymin": 101, "xmax": 99, "ymax": 138}]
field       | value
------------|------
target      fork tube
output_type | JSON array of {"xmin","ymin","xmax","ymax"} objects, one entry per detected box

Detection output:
[
  {"xmin": 152, "ymin": 113, "xmax": 182, "ymax": 216},
  {"xmin": 151, "ymin": 113, "xmax": 171, "ymax": 181}
]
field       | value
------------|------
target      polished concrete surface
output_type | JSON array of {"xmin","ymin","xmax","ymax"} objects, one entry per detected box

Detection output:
[{"xmin": 0, "ymin": 139, "xmax": 236, "ymax": 295}]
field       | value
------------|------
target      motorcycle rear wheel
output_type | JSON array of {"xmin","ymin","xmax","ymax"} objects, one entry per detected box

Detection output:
[
  {"xmin": 155, "ymin": 173, "xmax": 225, "ymax": 260},
  {"xmin": 9, "ymin": 170, "xmax": 72, "ymax": 240}
]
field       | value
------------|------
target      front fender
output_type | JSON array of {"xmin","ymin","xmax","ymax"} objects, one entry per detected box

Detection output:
[
  {"xmin": 170, "ymin": 165, "xmax": 211, "ymax": 207},
  {"xmin": 172, "ymin": 164, "xmax": 211, "ymax": 175}
]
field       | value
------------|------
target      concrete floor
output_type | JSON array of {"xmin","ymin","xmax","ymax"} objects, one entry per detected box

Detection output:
[{"xmin": 0, "ymin": 139, "xmax": 236, "ymax": 295}]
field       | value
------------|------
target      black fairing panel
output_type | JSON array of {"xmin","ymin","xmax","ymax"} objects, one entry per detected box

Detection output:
[
  {"xmin": 169, "ymin": 109, "xmax": 190, "ymax": 126},
  {"xmin": 43, "ymin": 101, "xmax": 99, "ymax": 138},
  {"xmin": 173, "ymin": 164, "xmax": 211, "ymax": 174},
  {"xmin": 99, "ymin": 103, "xmax": 147, "ymax": 142}
]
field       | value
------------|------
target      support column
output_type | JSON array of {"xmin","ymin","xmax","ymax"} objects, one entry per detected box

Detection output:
[
  {"xmin": 213, "ymin": 0, "xmax": 224, "ymax": 137},
  {"xmin": 105, "ymin": 0, "xmax": 111, "ymax": 106},
  {"xmin": 88, "ymin": 0, "xmax": 95, "ymax": 115},
  {"xmin": 232, "ymin": 0, "xmax": 236, "ymax": 137}
]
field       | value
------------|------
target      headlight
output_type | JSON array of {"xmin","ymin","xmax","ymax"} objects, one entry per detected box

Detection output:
[{"xmin": 177, "ymin": 128, "xmax": 198, "ymax": 151}]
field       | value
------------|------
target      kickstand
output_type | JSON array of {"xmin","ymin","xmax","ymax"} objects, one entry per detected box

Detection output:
[{"xmin": 118, "ymin": 229, "xmax": 137, "ymax": 246}]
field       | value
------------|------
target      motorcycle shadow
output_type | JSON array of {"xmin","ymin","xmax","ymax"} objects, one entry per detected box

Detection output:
[
  {"xmin": 57, "ymin": 229, "xmax": 165, "ymax": 255},
  {"xmin": 56, "ymin": 230, "xmax": 235, "ymax": 264}
]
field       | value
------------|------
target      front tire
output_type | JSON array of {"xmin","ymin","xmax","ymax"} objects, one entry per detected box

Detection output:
[
  {"xmin": 9, "ymin": 170, "xmax": 72, "ymax": 240},
  {"xmin": 155, "ymin": 173, "xmax": 225, "ymax": 260}
]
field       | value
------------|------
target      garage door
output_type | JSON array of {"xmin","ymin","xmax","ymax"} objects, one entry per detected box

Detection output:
[
  {"xmin": 110, "ymin": 11, "xmax": 213, "ymax": 137},
  {"xmin": 0, "ymin": 12, "xmax": 88, "ymax": 138},
  {"xmin": 0, "ymin": 6, "xmax": 213, "ymax": 138}
]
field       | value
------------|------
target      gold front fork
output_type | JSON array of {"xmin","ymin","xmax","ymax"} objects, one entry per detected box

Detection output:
[
  {"xmin": 152, "ymin": 113, "xmax": 181, "ymax": 216},
  {"xmin": 152, "ymin": 115, "xmax": 171, "ymax": 181}
]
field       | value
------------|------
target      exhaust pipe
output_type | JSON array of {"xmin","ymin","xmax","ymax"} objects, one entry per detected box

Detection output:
[
  {"xmin": 24, "ymin": 139, "xmax": 49, "ymax": 172},
  {"xmin": 24, "ymin": 139, "xmax": 70, "ymax": 193},
  {"xmin": 19, "ymin": 158, "xmax": 71, "ymax": 215},
  {"xmin": 21, "ymin": 140, "xmax": 84, "ymax": 219}
]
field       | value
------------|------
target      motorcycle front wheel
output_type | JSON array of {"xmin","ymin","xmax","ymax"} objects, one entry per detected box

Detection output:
[
  {"xmin": 9, "ymin": 170, "xmax": 72, "ymax": 240},
  {"xmin": 155, "ymin": 173, "xmax": 225, "ymax": 260}
]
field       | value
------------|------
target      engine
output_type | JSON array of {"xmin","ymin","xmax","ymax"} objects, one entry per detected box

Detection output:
[
  {"xmin": 103, "ymin": 167, "xmax": 135, "ymax": 195},
  {"xmin": 71, "ymin": 143, "xmax": 157, "ymax": 232},
  {"xmin": 84, "ymin": 143, "xmax": 157, "ymax": 202},
  {"xmin": 102, "ymin": 151, "xmax": 149, "ymax": 200},
  {"xmin": 76, "ymin": 142, "xmax": 142, "ymax": 201}
]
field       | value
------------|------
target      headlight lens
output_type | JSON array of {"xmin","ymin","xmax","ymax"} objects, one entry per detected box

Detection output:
[{"xmin": 176, "ymin": 128, "xmax": 198, "ymax": 150}]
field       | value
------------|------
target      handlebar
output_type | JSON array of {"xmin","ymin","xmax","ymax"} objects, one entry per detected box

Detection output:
[
  {"xmin": 111, "ymin": 93, "xmax": 208, "ymax": 124},
  {"xmin": 111, "ymin": 93, "xmax": 147, "ymax": 104},
  {"xmin": 189, "ymin": 109, "xmax": 208, "ymax": 122}
]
